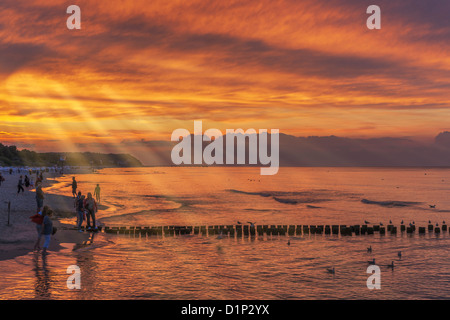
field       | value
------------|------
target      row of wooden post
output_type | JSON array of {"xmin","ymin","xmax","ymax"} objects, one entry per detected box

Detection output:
[{"xmin": 95, "ymin": 223, "xmax": 448, "ymax": 237}]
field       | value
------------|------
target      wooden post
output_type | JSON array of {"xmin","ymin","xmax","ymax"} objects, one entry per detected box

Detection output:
[{"xmin": 331, "ymin": 225, "xmax": 339, "ymax": 235}]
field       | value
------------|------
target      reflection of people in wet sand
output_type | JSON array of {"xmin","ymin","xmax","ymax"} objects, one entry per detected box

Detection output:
[
  {"xmin": 72, "ymin": 233, "xmax": 98, "ymax": 298},
  {"xmin": 73, "ymin": 232, "xmax": 96, "ymax": 250},
  {"xmin": 94, "ymin": 184, "xmax": 101, "ymax": 203},
  {"xmin": 33, "ymin": 252, "xmax": 51, "ymax": 299}
]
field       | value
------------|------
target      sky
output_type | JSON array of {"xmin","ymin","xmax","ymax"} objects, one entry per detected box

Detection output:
[{"xmin": 1, "ymin": 0, "xmax": 450, "ymax": 161}]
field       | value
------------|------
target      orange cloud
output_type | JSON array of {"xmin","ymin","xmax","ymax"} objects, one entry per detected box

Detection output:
[{"xmin": 0, "ymin": 0, "xmax": 450, "ymax": 157}]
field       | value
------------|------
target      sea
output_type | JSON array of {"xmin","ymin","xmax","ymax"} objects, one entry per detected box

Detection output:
[{"xmin": 1, "ymin": 167, "xmax": 449, "ymax": 299}]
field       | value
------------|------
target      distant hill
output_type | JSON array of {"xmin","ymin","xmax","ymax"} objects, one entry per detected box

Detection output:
[
  {"xmin": 125, "ymin": 132, "xmax": 450, "ymax": 167},
  {"xmin": 0, "ymin": 144, "xmax": 143, "ymax": 167},
  {"xmin": 4, "ymin": 131, "xmax": 450, "ymax": 168}
]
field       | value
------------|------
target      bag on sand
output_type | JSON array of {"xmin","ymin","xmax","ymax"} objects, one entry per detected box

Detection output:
[{"xmin": 52, "ymin": 227, "xmax": 57, "ymax": 235}]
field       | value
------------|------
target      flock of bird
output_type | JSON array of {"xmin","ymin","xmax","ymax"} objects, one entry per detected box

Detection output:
[
  {"xmin": 364, "ymin": 219, "xmax": 445, "ymax": 227},
  {"xmin": 327, "ymin": 246, "xmax": 399, "ymax": 275},
  {"xmin": 229, "ymin": 221, "xmax": 443, "ymax": 275}
]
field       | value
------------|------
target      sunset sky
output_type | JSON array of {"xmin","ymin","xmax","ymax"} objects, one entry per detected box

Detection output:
[{"xmin": 1, "ymin": 0, "xmax": 450, "ymax": 162}]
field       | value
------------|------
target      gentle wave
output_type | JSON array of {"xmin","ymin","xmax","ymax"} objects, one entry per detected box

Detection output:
[{"xmin": 361, "ymin": 198, "xmax": 423, "ymax": 207}]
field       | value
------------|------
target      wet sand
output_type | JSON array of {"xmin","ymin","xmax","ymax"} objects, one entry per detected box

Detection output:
[{"xmin": 0, "ymin": 169, "xmax": 94, "ymax": 261}]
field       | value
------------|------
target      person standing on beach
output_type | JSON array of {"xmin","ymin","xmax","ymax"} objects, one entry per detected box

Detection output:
[
  {"xmin": 94, "ymin": 184, "xmax": 101, "ymax": 203},
  {"xmin": 32, "ymin": 206, "xmax": 48, "ymax": 251},
  {"xmin": 35, "ymin": 209, "xmax": 54, "ymax": 255},
  {"xmin": 74, "ymin": 191, "xmax": 85, "ymax": 232},
  {"xmin": 24, "ymin": 175, "xmax": 30, "ymax": 189},
  {"xmin": 84, "ymin": 192, "xmax": 98, "ymax": 231},
  {"xmin": 36, "ymin": 171, "xmax": 42, "ymax": 185},
  {"xmin": 77, "ymin": 195, "xmax": 86, "ymax": 232},
  {"xmin": 72, "ymin": 177, "xmax": 78, "ymax": 198},
  {"xmin": 17, "ymin": 175, "xmax": 25, "ymax": 194},
  {"xmin": 0, "ymin": 173, "xmax": 4, "ymax": 186},
  {"xmin": 35, "ymin": 182, "xmax": 45, "ymax": 213}
]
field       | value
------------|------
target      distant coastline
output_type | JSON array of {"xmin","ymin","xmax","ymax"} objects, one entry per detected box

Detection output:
[{"xmin": 0, "ymin": 143, "xmax": 143, "ymax": 168}]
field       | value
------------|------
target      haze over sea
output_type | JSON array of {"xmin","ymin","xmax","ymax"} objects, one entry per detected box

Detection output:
[{"xmin": 1, "ymin": 167, "xmax": 449, "ymax": 299}]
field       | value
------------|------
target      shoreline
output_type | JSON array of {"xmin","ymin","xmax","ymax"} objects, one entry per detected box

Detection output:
[{"xmin": 0, "ymin": 168, "xmax": 98, "ymax": 262}]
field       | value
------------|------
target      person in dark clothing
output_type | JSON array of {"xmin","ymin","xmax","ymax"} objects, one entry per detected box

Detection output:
[
  {"xmin": 84, "ymin": 192, "xmax": 98, "ymax": 231},
  {"xmin": 72, "ymin": 177, "xmax": 78, "ymax": 198},
  {"xmin": 74, "ymin": 192, "xmax": 85, "ymax": 232},
  {"xmin": 17, "ymin": 175, "xmax": 25, "ymax": 194},
  {"xmin": 24, "ymin": 175, "xmax": 30, "ymax": 188},
  {"xmin": 36, "ymin": 182, "xmax": 45, "ymax": 213}
]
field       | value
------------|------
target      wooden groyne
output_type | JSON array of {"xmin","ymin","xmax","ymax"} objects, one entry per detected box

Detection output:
[{"xmin": 86, "ymin": 223, "xmax": 449, "ymax": 237}]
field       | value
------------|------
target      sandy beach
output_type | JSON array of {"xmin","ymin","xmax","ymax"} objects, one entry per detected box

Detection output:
[{"xmin": 0, "ymin": 169, "xmax": 94, "ymax": 261}]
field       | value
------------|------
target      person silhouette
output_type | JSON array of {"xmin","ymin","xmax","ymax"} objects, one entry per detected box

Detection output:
[{"xmin": 94, "ymin": 184, "xmax": 101, "ymax": 203}]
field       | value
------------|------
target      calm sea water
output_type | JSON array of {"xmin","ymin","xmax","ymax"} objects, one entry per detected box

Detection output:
[{"xmin": 1, "ymin": 167, "xmax": 449, "ymax": 299}]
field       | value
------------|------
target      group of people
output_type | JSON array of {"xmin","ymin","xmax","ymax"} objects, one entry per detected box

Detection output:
[
  {"xmin": 16, "ymin": 170, "xmax": 44, "ymax": 195},
  {"xmin": 29, "ymin": 174, "xmax": 103, "ymax": 255},
  {"xmin": 72, "ymin": 177, "xmax": 101, "ymax": 232},
  {"xmin": 17, "ymin": 175, "xmax": 36, "ymax": 194},
  {"xmin": 29, "ymin": 173, "xmax": 51, "ymax": 255}
]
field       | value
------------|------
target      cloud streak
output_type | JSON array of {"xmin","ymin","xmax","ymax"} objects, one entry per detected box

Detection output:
[{"xmin": 1, "ymin": 0, "xmax": 450, "ymax": 153}]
